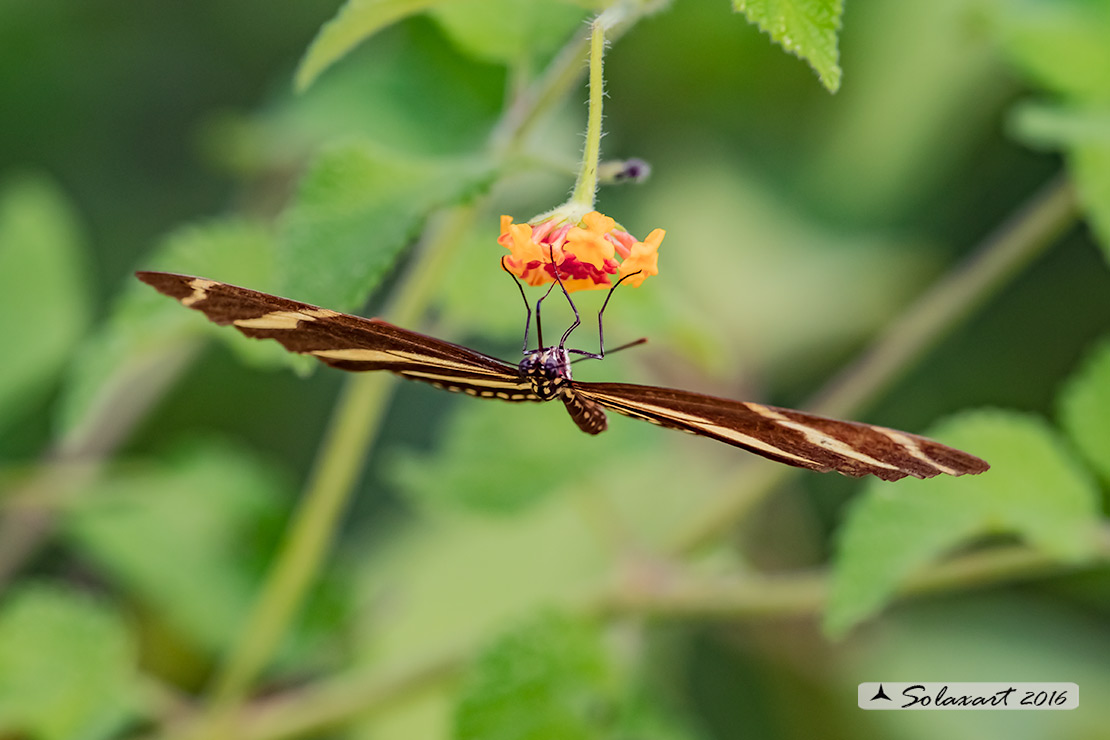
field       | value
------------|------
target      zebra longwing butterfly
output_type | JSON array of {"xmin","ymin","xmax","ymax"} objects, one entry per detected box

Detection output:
[{"xmin": 136, "ymin": 271, "xmax": 988, "ymax": 481}]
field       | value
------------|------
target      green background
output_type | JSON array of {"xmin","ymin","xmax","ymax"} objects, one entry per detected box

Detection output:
[{"xmin": 1, "ymin": 1, "xmax": 1108, "ymax": 738}]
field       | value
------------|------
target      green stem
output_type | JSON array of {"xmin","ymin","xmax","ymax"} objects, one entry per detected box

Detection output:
[
  {"xmin": 569, "ymin": 18, "xmax": 606, "ymax": 208},
  {"xmin": 204, "ymin": 206, "xmax": 477, "ymax": 719},
  {"xmin": 809, "ymin": 175, "xmax": 1079, "ymax": 419},
  {"xmin": 669, "ymin": 175, "xmax": 1081, "ymax": 555},
  {"xmin": 600, "ymin": 523, "xmax": 1110, "ymax": 620},
  {"xmin": 238, "ymin": 649, "xmax": 466, "ymax": 740},
  {"xmin": 205, "ymin": 374, "xmax": 392, "ymax": 713}
]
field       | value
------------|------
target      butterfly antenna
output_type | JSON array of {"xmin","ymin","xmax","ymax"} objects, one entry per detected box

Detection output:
[{"xmin": 570, "ymin": 336, "xmax": 648, "ymax": 364}]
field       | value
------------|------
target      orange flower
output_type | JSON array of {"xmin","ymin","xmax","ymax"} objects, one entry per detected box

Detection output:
[
  {"xmin": 617, "ymin": 228, "xmax": 664, "ymax": 287},
  {"xmin": 499, "ymin": 210, "xmax": 663, "ymax": 292}
]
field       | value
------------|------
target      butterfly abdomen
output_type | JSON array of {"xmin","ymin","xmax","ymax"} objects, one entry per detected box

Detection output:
[{"xmin": 561, "ymin": 392, "xmax": 608, "ymax": 435}]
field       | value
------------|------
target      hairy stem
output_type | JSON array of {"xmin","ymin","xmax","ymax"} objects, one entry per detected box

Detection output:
[{"xmin": 569, "ymin": 19, "xmax": 606, "ymax": 208}]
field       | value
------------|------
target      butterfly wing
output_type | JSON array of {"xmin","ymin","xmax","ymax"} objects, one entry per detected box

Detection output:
[
  {"xmin": 136, "ymin": 272, "xmax": 541, "ymax": 402},
  {"xmin": 571, "ymin": 381, "xmax": 989, "ymax": 481}
]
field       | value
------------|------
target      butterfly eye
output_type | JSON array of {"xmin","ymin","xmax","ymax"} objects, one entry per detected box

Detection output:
[{"xmin": 519, "ymin": 352, "xmax": 541, "ymax": 373}]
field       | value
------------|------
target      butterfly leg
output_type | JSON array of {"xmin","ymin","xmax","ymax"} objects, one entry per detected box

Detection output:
[
  {"xmin": 502, "ymin": 257, "xmax": 536, "ymax": 354},
  {"xmin": 592, "ymin": 270, "xmax": 641, "ymax": 357},
  {"xmin": 533, "ymin": 280, "xmax": 558, "ymax": 350},
  {"xmin": 546, "ymin": 245, "xmax": 588, "ymax": 350},
  {"xmin": 565, "ymin": 269, "xmax": 644, "ymax": 360}
]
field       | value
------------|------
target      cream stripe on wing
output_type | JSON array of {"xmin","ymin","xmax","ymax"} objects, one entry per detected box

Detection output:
[
  {"xmin": 181, "ymin": 279, "xmax": 218, "ymax": 307},
  {"xmin": 689, "ymin": 422, "xmax": 821, "ymax": 466},
  {"xmin": 311, "ymin": 348, "xmax": 398, "ymax": 364},
  {"xmin": 234, "ymin": 309, "xmax": 337, "ymax": 329},
  {"xmin": 399, "ymin": 370, "xmax": 528, "ymax": 389},
  {"xmin": 744, "ymin": 403, "xmax": 901, "ymax": 473},
  {"xmin": 876, "ymin": 428, "xmax": 962, "ymax": 476},
  {"xmin": 311, "ymin": 347, "xmax": 505, "ymax": 374},
  {"xmin": 582, "ymin": 395, "xmax": 820, "ymax": 467}
]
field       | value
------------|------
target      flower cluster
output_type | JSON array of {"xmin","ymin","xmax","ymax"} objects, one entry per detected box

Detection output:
[{"xmin": 499, "ymin": 210, "xmax": 663, "ymax": 293}]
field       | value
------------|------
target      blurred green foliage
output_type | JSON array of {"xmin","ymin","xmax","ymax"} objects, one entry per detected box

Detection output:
[
  {"xmin": 829, "ymin": 410, "xmax": 1101, "ymax": 637},
  {"xmin": 454, "ymin": 613, "xmax": 616, "ymax": 740},
  {"xmin": 1, "ymin": 0, "xmax": 1109, "ymax": 739},
  {"xmin": 0, "ymin": 175, "xmax": 89, "ymax": 425},
  {"xmin": 0, "ymin": 586, "xmax": 136, "ymax": 740}
]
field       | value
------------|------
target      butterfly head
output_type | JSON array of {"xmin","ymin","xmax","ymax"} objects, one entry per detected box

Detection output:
[{"xmin": 519, "ymin": 347, "xmax": 571, "ymax": 400}]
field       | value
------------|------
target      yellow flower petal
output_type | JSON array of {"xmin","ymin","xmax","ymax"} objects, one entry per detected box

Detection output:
[
  {"xmin": 564, "ymin": 226, "xmax": 615, "ymax": 268},
  {"xmin": 506, "ymin": 222, "xmax": 547, "ymax": 265},
  {"xmin": 617, "ymin": 228, "xmax": 663, "ymax": 287},
  {"xmin": 581, "ymin": 210, "xmax": 616, "ymax": 235}
]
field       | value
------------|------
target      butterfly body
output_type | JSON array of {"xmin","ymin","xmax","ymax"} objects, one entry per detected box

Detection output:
[
  {"xmin": 136, "ymin": 271, "xmax": 988, "ymax": 481},
  {"xmin": 519, "ymin": 347, "xmax": 573, "ymax": 401}
]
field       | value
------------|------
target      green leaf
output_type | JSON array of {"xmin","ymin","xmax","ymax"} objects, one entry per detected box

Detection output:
[
  {"xmin": 0, "ymin": 174, "xmax": 90, "ymax": 428},
  {"xmin": 989, "ymin": 0, "xmax": 1110, "ymax": 103},
  {"xmin": 989, "ymin": 3, "xmax": 1110, "ymax": 262},
  {"xmin": 1010, "ymin": 102, "xmax": 1110, "ymax": 147},
  {"xmin": 615, "ymin": 690, "xmax": 708, "ymax": 740},
  {"xmin": 56, "ymin": 219, "xmax": 278, "ymax": 438},
  {"xmin": 1058, "ymin": 336, "xmax": 1110, "ymax": 485},
  {"xmin": 430, "ymin": 0, "xmax": 586, "ymax": 66},
  {"xmin": 1008, "ymin": 104, "xmax": 1110, "ymax": 260},
  {"xmin": 276, "ymin": 142, "xmax": 493, "ymax": 310},
  {"xmin": 248, "ymin": 21, "xmax": 504, "ymax": 161},
  {"xmin": 455, "ymin": 612, "xmax": 615, "ymax": 740},
  {"xmin": 0, "ymin": 585, "xmax": 136, "ymax": 740},
  {"xmin": 295, "ymin": 0, "xmax": 443, "ymax": 92},
  {"xmin": 732, "ymin": 0, "xmax": 843, "ymax": 93},
  {"xmin": 62, "ymin": 441, "xmax": 288, "ymax": 654},
  {"xmin": 1066, "ymin": 143, "xmax": 1110, "ymax": 262},
  {"xmin": 826, "ymin": 410, "xmax": 1101, "ymax": 638}
]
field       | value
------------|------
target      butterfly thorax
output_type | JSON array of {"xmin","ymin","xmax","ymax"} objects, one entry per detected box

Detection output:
[{"xmin": 519, "ymin": 347, "xmax": 572, "ymax": 400}]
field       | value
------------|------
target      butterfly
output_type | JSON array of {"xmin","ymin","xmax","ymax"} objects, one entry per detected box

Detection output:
[{"xmin": 136, "ymin": 271, "xmax": 989, "ymax": 481}]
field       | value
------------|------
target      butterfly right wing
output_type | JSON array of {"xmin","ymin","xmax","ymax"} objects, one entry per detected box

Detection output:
[
  {"xmin": 572, "ymin": 381, "xmax": 989, "ymax": 481},
  {"xmin": 136, "ymin": 271, "xmax": 542, "ymax": 402}
]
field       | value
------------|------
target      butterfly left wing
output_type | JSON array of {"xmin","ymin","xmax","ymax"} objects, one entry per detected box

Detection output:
[
  {"xmin": 136, "ymin": 271, "xmax": 541, "ymax": 401},
  {"xmin": 571, "ymin": 381, "xmax": 989, "ymax": 481}
]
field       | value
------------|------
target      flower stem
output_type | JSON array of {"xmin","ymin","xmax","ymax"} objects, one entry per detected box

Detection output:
[{"xmin": 569, "ymin": 18, "xmax": 606, "ymax": 209}]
